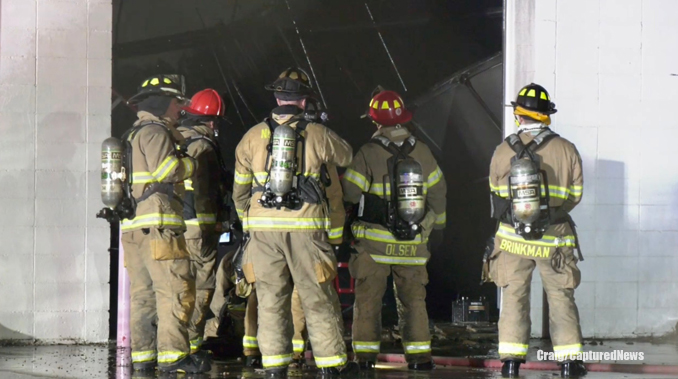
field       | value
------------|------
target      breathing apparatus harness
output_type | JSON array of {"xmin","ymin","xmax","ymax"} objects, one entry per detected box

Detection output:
[
  {"xmin": 488, "ymin": 128, "xmax": 583, "ymax": 273},
  {"xmin": 253, "ymin": 108, "xmax": 328, "ymax": 211},
  {"xmin": 357, "ymin": 135, "xmax": 425, "ymax": 241},
  {"xmin": 96, "ymin": 121, "xmax": 187, "ymax": 223}
]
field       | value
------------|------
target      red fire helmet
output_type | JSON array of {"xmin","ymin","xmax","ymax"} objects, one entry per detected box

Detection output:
[
  {"xmin": 182, "ymin": 89, "xmax": 225, "ymax": 117},
  {"xmin": 367, "ymin": 90, "xmax": 413, "ymax": 126}
]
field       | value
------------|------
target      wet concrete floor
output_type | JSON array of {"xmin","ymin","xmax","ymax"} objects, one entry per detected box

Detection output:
[{"xmin": 1, "ymin": 344, "xmax": 677, "ymax": 379}]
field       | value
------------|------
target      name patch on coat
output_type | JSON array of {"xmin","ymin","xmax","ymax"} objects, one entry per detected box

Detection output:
[{"xmin": 499, "ymin": 239, "xmax": 552, "ymax": 258}]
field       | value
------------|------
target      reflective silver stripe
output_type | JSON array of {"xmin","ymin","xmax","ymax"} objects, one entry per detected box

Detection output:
[
  {"xmin": 427, "ymin": 166, "xmax": 443, "ymax": 187},
  {"xmin": 352, "ymin": 341, "xmax": 380, "ymax": 353},
  {"xmin": 182, "ymin": 157, "xmax": 195, "ymax": 178},
  {"xmin": 131, "ymin": 350, "xmax": 157, "ymax": 363},
  {"xmin": 121, "ymin": 214, "xmax": 184, "ymax": 230},
  {"xmin": 235, "ymin": 171, "xmax": 253, "ymax": 185},
  {"xmin": 352, "ymin": 226, "xmax": 426, "ymax": 245},
  {"xmin": 370, "ymin": 255, "xmax": 428, "ymax": 265},
  {"xmin": 497, "ymin": 224, "xmax": 576, "ymax": 247},
  {"xmin": 253, "ymin": 172, "xmax": 268, "ymax": 183},
  {"xmin": 244, "ymin": 217, "xmax": 329, "ymax": 230},
  {"xmin": 344, "ymin": 169, "xmax": 368, "ymax": 191},
  {"xmin": 498, "ymin": 342, "xmax": 529, "ymax": 355},
  {"xmin": 435, "ymin": 211, "xmax": 446, "ymax": 225},
  {"xmin": 328, "ymin": 227, "xmax": 343, "ymax": 239},
  {"xmin": 553, "ymin": 343, "xmax": 583, "ymax": 358},
  {"xmin": 243, "ymin": 336, "xmax": 259, "ymax": 348},
  {"xmin": 315, "ymin": 354, "xmax": 347, "ymax": 368},
  {"xmin": 152, "ymin": 155, "xmax": 180, "ymax": 181},
  {"xmin": 292, "ymin": 339, "xmax": 305, "ymax": 352},
  {"xmin": 186, "ymin": 213, "xmax": 217, "ymax": 226},
  {"xmin": 262, "ymin": 354, "xmax": 293, "ymax": 368},
  {"xmin": 133, "ymin": 172, "xmax": 156, "ymax": 184},
  {"xmin": 157, "ymin": 351, "xmax": 187, "ymax": 363},
  {"xmin": 403, "ymin": 341, "xmax": 431, "ymax": 354}
]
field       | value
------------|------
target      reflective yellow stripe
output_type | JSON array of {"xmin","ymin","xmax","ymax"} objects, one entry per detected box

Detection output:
[
  {"xmin": 236, "ymin": 209, "xmax": 244, "ymax": 220},
  {"xmin": 133, "ymin": 172, "xmax": 156, "ymax": 184},
  {"xmin": 262, "ymin": 354, "xmax": 293, "ymax": 368},
  {"xmin": 427, "ymin": 166, "xmax": 443, "ymax": 188},
  {"xmin": 182, "ymin": 157, "xmax": 195, "ymax": 178},
  {"xmin": 490, "ymin": 182, "xmax": 509, "ymax": 197},
  {"xmin": 152, "ymin": 155, "xmax": 180, "ymax": 182},
  {"xmin": 190, "ymin": 337, "xmax": 203, "ymax": 351},
  {"xmin": 553, "ymin": 343, "xmax": 583, "ymax": 359},
  {"xmin": 184, "ymin": 179, "xmax": 193, "ymax": 191},
  {"xmin": 253, "ymin": 172, "xmax": 268, "ymax": 184},
  {"xmin": 131, "ymin": 350, "xmax": 157, "ymax": 363},
  {"xmin": 235, "ymin": 171, "xmax": 253, "ymax": 185},
  {"xmin": 158, "ymin": 351, "xmax": 187, "ymax": 364},
  {"xmin": 352, "ymin": 341, "xmax": 380, "ymax": 353},
  {"xmin": 491, "ymin": 183, "xmax": 580, "ymax": 200},
  {"xmin": 292, "ymin": 339, "xmax": 305, "ymax": 353},
  {"xmin": 121, "ymin": 213, "xmax": 184, "ymax": 230},
  {"xmin": 244, "ymin": 217, "xmax": 330, "ymax": 230},
  {"xmin": 370, "ymin": 255, "xmax": 428, "ymax": 266},
  {"xmin": 352, "ymin": 225, "xmax": 426, "ymax": 245},
  {"xmin": 344, "ymin": 169, "xmax": 369, "ymax": 192},
  {"xmin": 328, "ymin": 226, "xmax": 343, "ymax": 239},
  {"xmin": 403, "ymin": 341, "xmax": 431, "ymax": 354},
  {"xmin": 185, "ymin": 213, "xmax": 217, "ymax": 226},
  {"xmin": 435, "ymin": 211, "xmax": 446, "ymax": 225},
  {"xmin": 498, "ymin": 342, "xmax": 529, "ymax": 356},
  {"xmin": 243, "ymin": 336, "xmax": 258, "ymax": 348},
  {"xmin": 315, "ymin": 354, "xmax": 347, "ymax": 368},
  {"xmin": 497, "ymin": 224, "xmax": 576, "ymax": 247}
]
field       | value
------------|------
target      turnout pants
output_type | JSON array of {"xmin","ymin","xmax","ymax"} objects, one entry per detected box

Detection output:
[
  {"xmin": 186, "ymin": 233, "xmax": 219, "ymax": 352},
  {"xmin": 349, "ymin": 250, "xmax": 432, "ymax": 364},
  {"xmin": 122, "ymin": 228, "xmax": 195, "ymax": 367},
  {"xmin": 490, "ymin": 247, "xmax": 583, "ymax": 361},
  {"xmin": 243, "ymin": 287, "xmax": 309, "ymax": 360},
  {"xmin": 243, "ymin": 231, "xmax": 345, "ymax": 369}
]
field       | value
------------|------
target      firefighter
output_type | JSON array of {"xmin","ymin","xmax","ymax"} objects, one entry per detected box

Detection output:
[
  {"xmin": 486, "ymin": 83, "xmax": 586, "ymax": 378},
  {"xmin": 177, "ymin": 88, "xmax": 229, "ymax": 355},
  {"xmin": 342, "ymin": 90, "xmax": 447, "ymax": 371},
  {"xmin": 121, "ymin": 75, "xmax": 210, "ymax": 373},
  {"xmin": 232, "ymin": 67, "xmax": 357, "ymax": 378}
]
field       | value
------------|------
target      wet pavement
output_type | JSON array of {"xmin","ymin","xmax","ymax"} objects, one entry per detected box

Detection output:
[{"xmin": 1, "ymin": 343, "xmax": 678, "ymax": 379}]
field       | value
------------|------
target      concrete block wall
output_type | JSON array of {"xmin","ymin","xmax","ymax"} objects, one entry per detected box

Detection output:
[
  {"xmin": 0, "ymin": 0, "xmax": 112, "ymax": 342},
  {"xmin": 506, "ymin": 0, "xmax": 678, "ymax": 338}
]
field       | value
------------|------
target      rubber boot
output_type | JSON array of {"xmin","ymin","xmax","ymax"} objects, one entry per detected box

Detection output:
[
  {"xmin": 245, "ymin": 355, "xmax": 263, "ymax": 369},
  {"xmin": 357, "ymin": 361, "xmax": 375, "ymax": 370},
  {"xmin": 316, "ymin": 362, "xmax": 360, "ymax": 378},
  {"xmin": 408, "ymin": 361, "xmax": 434, "ymax": 371},
  {"xmin": 561, "ymin": 360, "xmax": 587, "ymax": 378},
  {"xmin": 501, "ymin": 360, "xmax": 521, "ymax": 378},
  {"xmin": 265, "ymin": 367, "xmax": 288, "ymax": 378},
  {"xmin": 132, "ymin": 360, "xmax": 156, "ymax": 372},
  {"xmin": 158, "ymin": 354, "xmax": 211, "ymax": 374}
]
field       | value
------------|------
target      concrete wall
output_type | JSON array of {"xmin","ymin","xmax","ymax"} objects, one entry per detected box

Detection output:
[
  {"xmin": 0, "ymin": 0, "xmax": 112, "ymax": 342},
  {"xmin": 505, "ymin": 0, "xmax": 678, "ymax": 338}
]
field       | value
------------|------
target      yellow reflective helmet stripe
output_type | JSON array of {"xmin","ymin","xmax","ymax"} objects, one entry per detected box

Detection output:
[
  {"xmin": 381, "ymin": 101, "xmax": 390, "ymax": 109},
  {"xmin": 540, "ymin": 91, "xmax": 548, "ymax": 100},
  {"xmin": 519, "ymin": 88, "xmax": 527, "ymax": 96},
  {"xmin": 526, "ymin": 89, "xmax": 536, "ymax": 97},
  {"xmin": 393, "ymin": 100, "xmax": 402, "ymax": 108},
  {"xmin": 372, "ymin": 101, "xmax": 379, "ymax": 109},
  {"xmin": 150, "ymin": 78, "xmax": 160, "ymax": 86}
]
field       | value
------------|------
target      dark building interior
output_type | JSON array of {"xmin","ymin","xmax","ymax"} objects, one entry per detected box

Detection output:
[{"xmin": 111, "ymin": 0, "xmax": 504, "ymax": 330}]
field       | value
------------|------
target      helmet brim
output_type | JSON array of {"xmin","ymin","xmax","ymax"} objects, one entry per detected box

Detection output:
[
  {"xmin": 127, "ymin": 88, "xmax": 188, "ymax": 106},
  {"xmin": 511, "ymin": 101, "xmax": 557, "ymax": 115}
]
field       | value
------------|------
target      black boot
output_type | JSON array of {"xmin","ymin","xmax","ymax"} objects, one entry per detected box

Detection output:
[
  {"xmin": 408, "ymin": 361, "xmax": 434, "ymax": 371},
  {"xmin": 265, "ymin": 367, "xmax": 288, "ymax": 378},
  {"xmin": 501, "ymin": 360, "xmax": 521, "ymax": 378},
  {"xmin": 561, "ymin": 360, "xmax": 587, "ymax": 377},
  {"xmin": 357, "ymin": 361, "xmax": 375, "ymax": 370},
  {"xmin": 132, "ymin": 360, "xmax": 156, "ymax": 372},
  {"xmin": 245, "ymin": 355, "xmax": 263, "ymax": 369},
  {"xmin": 316, "ymin": 362, "xmax": 360, "ymax": 378},
  {"xmin": 158, "ymin": 354, "xmax": 211, "ymax": 374}
]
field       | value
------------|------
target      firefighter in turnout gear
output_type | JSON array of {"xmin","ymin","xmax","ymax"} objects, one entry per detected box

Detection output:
[
  {"xmin": 120, "ymin": 75, "xmax": 210, "ymax": 373},
  {"xmin": 232, "ymin": 67, "xmax": 358, "ymax": 378},
  {"xmin": 486, "ymin": 83, "xmax": 586, "ymax": 378},
  {"xmin": 177, "ymin": 88, "xmax": 229, "ymax": 355},
  {"xmin": 342, "ymin": 90, "xmax": 447, "ymax": 371}
]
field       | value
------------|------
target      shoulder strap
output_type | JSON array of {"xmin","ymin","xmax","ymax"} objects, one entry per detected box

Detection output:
[
  {"xmin": 370, "ymin": 135, "xmax": 417, "ymax": 159},
  {"xmin": 506, "ymin": 128, "xmax": 559, "ymax": 160}
]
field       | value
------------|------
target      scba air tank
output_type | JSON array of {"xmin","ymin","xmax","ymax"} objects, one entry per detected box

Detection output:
[
  {"xmin": 396, "ymin": 158, "xmax": 425, "ymax": 223},
  {"xmin": 509, "ymin": 158, "xmax": 541, "ymax": 225},
  {"xmin": 101, "ymin": 137, "xmax": 125, "ymax": 209},
  {"xmin": 269, "ymin": 124, "xmax": 297, "ymax": 196}
]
